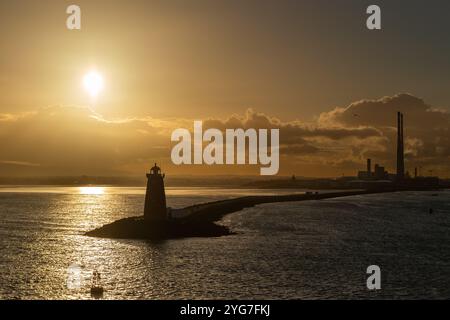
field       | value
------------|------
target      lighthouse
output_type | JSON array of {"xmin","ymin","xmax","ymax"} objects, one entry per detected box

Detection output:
[{"xmin": 144, "ymin": 163, "xmax": 167, "ymax": 222}]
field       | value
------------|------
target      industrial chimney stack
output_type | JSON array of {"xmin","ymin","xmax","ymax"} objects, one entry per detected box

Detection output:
[{"xmin": 396, "ymin": 112, "xmax": 405, "ymax": 180}]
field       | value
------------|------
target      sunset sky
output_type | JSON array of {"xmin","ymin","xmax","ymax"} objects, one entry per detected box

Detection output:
[{"xmin": 1, "ymin": 0, "xmax": 450, "ymax": 177}]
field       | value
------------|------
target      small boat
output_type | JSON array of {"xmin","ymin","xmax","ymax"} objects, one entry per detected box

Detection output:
[{"xmin": 90, "ymin": 270, "xmax": 104, "ymax": 297}]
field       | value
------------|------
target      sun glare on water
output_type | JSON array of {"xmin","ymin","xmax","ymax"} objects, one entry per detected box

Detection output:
[
  {"xmin": 83, "ymin": 70, "xmax": 104, "ymax": 98},
  {"xmin": 79, "ymin": 187, "xmax": 105, "ymax": 195}
]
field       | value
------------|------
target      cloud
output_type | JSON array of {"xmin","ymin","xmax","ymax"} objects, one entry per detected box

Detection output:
[
  {"xmin": 0, "ymin": 112, "xmax": 33, "ymax": 122},
  {"xmin": 319, "ymin": 93, "xmax": 449, "ymax": 129},
  {"xmin": 0, "ymin": 160, "xmax": 40, "ymax": 167},
  {"xmin": 0, "ymin": 93, "xmax": 449, "ymax": 177},
  {"xmin": 0, "ymin": 106, "xmax": 171, "ymax": 176},
  {"xmin": 203, "ymin": 108, "xmax": 382, "ymax": 143}
]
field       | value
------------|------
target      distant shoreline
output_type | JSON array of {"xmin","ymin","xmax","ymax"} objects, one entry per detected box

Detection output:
[{"xmin": 1, "ymin": 175, "xmax": 449, "ymax": 190}]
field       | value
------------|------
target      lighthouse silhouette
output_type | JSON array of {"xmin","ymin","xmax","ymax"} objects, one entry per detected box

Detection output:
[{"xmin": 144, "ymin": 163, "xmax": 167, "ymax": 222}]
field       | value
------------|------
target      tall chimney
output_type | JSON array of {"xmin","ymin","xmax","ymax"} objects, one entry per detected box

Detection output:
[
  {"xmin": 367, "ymin": 158, "xmax": 372, "ymax": 177},
  {"xmin": 396, "ymin": 112, "xmax": 405, "ymax": 180}
]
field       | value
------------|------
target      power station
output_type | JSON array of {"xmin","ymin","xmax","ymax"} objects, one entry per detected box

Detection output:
[{"xmin": 355, "ymin": 112, "xmax": 438, "ymax": 187}]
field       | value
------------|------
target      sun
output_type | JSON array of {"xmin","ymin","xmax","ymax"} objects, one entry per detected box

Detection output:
[{"xmin": 83, "ymin": 70, "xmax": 104, "ymax": 98}]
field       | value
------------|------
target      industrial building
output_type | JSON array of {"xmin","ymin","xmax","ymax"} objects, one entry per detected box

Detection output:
[{"xmin": 354, "ymin": 112, "xmax": 439, "ymax": 188}]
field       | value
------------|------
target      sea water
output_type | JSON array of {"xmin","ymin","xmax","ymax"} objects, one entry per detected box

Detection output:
[{"xmin": 0, "ymin": 187, "xmax": 449, "ymax": 299}]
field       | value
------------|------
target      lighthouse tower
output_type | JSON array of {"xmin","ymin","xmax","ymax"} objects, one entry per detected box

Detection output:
[{"xmin": 144, "ymin": 163, "xmax": 167, "ymax": 222}]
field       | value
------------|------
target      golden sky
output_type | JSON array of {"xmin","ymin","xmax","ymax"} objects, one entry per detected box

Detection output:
[{"xmin": 1, "ymin": 0, "xmax": 450, "ymax": 177}]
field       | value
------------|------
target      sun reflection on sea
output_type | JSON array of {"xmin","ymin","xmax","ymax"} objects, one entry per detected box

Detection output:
[{"xmin": 79, "ymin": 187, "xmax": 105, "ymax": 195}]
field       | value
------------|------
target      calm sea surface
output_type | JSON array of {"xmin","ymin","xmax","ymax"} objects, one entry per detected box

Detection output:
[{"xmin": 0, "ymin": 186, "xmax": 449, "ymax": 299}]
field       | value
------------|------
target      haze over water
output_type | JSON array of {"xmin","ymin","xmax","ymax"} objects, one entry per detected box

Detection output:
[{"xmin": 0, "ymin": 187, "xmax": 449, "ymax": 299}]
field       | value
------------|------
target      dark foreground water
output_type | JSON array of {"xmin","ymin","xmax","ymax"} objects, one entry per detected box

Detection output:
[{"xmin": 0, "ymin": 186, "xmax": 449, "ymax": 299}]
